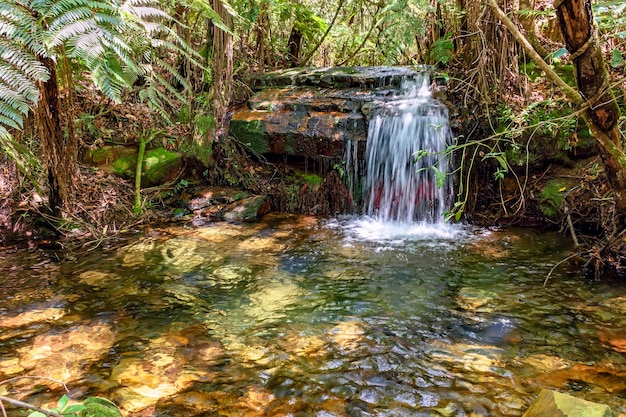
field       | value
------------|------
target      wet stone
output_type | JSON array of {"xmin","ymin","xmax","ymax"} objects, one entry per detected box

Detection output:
[
  {"xmin": 522, "ymin": 389, "xmax": 615, "ymax": 417},
  {"xmin": 228, "ymin": 66, "xmax": 432, "ymax": 160}
]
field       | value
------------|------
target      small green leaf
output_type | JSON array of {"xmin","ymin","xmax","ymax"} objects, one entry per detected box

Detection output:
[
  {"xmin": 58, "ymin": 394, "xmax": 69, "ymax": 411},
  {"xmin": 611, "ymin": 49, "xmax": 623, "ymax": 68},
  {"xmin": 64, "ymin": 404, "xmax": 86, "ymax": 413},
  {"xmin": 28, "ymin": 412, "xmax": 46, "ymax": 417},
  {"xmin": 433, "ymin": 166, "xmax": 446, "ymax": 188}
]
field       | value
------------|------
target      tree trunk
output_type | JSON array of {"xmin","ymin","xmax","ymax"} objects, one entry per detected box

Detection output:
[
  {"xmin": 555, "ymin": 0, "xmax": 626, "ymax": 215},
  {"xmin": 210, "ymin": 0, "xmax": 234, "ymax": 128},
  {"xmin": 286, "ymin": 26, "xmax": 302, "ymax": 67},
  {"xmin": 36, "ymin": 56, "xmax": 77, "ymax": 216}
]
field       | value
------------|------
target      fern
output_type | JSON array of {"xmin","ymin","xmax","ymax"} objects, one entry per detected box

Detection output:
[{"xmin": 0, "ymin": 0, "xmax": 207, "ymax": 139}]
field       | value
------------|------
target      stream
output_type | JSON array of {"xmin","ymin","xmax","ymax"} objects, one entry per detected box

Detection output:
[{"xmin": 1, "ymin": 215, "xmax": 625, "ymax": 416}]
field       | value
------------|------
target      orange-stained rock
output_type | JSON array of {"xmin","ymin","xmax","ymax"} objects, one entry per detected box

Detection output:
[{"xmin": 228, "ymin": 67, "xmax": 432, "ymax": 160}]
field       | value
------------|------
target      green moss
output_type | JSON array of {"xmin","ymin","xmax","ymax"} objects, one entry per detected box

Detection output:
[
  {"xmin": 301, "ymin": 173, "xmax": 323, "ymax": 186},
  {"xmin": 195, "ymin": 114, "xmax": 216, "ymax": 137},
  {"xmin": 142, "ymin": 148, "xmax": 182, "ymax": 184},
  {"xmin": 232, "ymin": 190, "xmax": 250, "ymax": 201},
  {"xmin": 179, "ymin": 138, "xmax": 213, "ymax": 167},
  {"xmin": 538, "ymin": 180, "xmax": 566, "ymax": 219},
  {"xmin": 112, "ymin": 148, "xmax": 182, "ymax": 186},
  {"xmin": 229, "ymin": 119, "xmax": 268, "ymax": 154}
]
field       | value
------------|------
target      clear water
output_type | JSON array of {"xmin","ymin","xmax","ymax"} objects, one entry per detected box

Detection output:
[
  {"xmin": 364, "ymin": 74, "xmax": 454, "ymax": 223},
  {"xmin": 1, "ymin": 215, "xmax": 625, "ymax": 416}
]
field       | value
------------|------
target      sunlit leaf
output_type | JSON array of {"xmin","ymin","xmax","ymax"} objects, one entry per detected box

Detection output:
[
  {"xmin": 611, "ymin": 49, "xmax": 623, "ymax": 67},
  {"xmin": 57, "ymin": 394, "xmax": 69, "ymax": 411}
]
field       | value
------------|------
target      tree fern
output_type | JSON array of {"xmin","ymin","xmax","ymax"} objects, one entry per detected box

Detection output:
[{"xmin": 0, "ymin": 0, "xmax": 206, "ymax": 138}]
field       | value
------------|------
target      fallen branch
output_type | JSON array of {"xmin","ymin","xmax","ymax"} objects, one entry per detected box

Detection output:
[{"xmin": 0, "ymin": 395, "xmax": 63, "ymax": 417}]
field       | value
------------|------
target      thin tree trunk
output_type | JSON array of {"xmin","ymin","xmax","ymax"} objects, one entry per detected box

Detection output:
[
  {"xmin": 210, "ymin": 0, "xmax": 234, "ymax": 128},
  {"xmin": 300, "ymin": 0, "xmax": 345, "ymax": 66},
  {"xmin": 286, "ymin": 26, "xmax": 302, "ymax": 67},
  {"xmin": 36, "ymin": 56, "xmax": 77, "ymax": 216},
  {"xmin": 555, "ymin": 0, "xmax": 626, "ymax": 215}
]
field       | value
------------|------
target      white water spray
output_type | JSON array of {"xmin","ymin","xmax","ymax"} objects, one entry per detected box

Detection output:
[{"xmin": 364, "ymin": 72, "xmax": 454, "ymax": 224}]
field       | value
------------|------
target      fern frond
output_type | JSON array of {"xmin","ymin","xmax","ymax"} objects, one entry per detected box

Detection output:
[
  {"xmin": 152, "ymin": 57, "xmax": 190, "ymax": 92},
  {"xmin": 0, "ymin": 41, "xmax": 51, "ymax": 82},
  {"xmin": 0, "ymin": 0, "xmax": 50, "ymax": 54},
  {"xmin": 0, "ymin": 112, "xmax": 23, "ymax": 130},
  {"xmin": 140, "ymin": 83, "xmax": 172, "ymax": 123},
  {"xmin": 0, "ymin": 87, "xmax": 31, "ymax": 115},
  {"xmin": 122, "ymin": 6, "xmax": 170, "ymax": 22},
  {"xmin": 0, "ymin": 100, "xmax": 25, "ymax": 128},
  {"xmin": 48, "ymin": 19, "xmax": 101, "ymax": 47},
  {"xmin": 41, "ymin": 0, "xmax": 116, "ymax": 20},
  {"xmin": 0, "ymin": 131, "xmax": 45, "ymax": 194}
]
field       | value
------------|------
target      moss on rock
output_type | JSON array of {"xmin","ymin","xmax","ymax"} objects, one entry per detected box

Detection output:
[
  {"xmin": 229, "ymin": 119, "xmax": 268, "ymax": 154},
  {"xmin": 111, "ymin": 148, "xmax": 182, "ymax": 187}
]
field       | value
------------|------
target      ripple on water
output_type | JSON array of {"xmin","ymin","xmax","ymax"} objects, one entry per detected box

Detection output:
[{"xmin": 2, "ymin": 215, "xmax": 626, "ymax": 416}]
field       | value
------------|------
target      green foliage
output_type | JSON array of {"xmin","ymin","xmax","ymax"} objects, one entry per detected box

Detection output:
[
  {"xmin": 19, "ymin": 392, "xmax": 122, "ymax": 417},
  {"xmin": 495, "ymin": 100, "xmax": 581, "ymax": 167},
  {"xmin": 520, "ymin": 60, "xmax": 576, "ymax": 86},
  {"xmin": 28, "ymin": 394, "xmax": 85, "ymax": 417},
  {"xmin": 594, "ymin": 0, "xmax": 626, "ymax": 38},
  {"xmin": 81, "ymin": 397, "xmax": 123, "ymax": 417},
  {"xmin": 430, "ymin": 34, "xmax": 455, "ymax": 65},
  {"xmin": 279, "ymin": 2, "xmax": 327, "ymax": 42},
  {"xmin": 538, "ymin": 181, "xmax": 565, "ymax": 219},
  {"xmin": 0, "ymin": 133, "xmax": 45, "ymax": 194},
  {"xmin": 0, "ymin": 0, "xmax": 203, "ymax": 139},
  {"xmin": 611, "ymin": 49, "xmax": 624, "ymax": 68}
]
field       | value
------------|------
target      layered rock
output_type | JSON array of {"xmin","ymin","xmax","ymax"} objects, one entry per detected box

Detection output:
[{"xmin": 228, "ymin": 66, "xmax": 430, "ymax": 160}]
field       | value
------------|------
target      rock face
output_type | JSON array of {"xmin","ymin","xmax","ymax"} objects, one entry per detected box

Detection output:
[{"xmin": 228, "ymin": 66, "xmax": 430, "ymax": 160}]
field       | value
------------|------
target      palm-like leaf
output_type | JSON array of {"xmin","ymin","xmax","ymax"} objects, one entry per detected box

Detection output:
[
  {"xmin": 0, "ymin": 0, "xmax": 207, "ymax": 138},
  {"xmin": 0, "ymin": 0, "xmax": 48, "ymax": 137}
]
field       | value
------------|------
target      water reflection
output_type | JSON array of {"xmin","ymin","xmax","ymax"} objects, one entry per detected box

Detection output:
[{"xmin": 1, "ymin": 214, "xmax": 625, "ymax": 416}]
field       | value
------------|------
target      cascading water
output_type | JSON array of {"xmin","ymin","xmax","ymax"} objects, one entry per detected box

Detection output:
[{"xmin": 363, "ymin": 71, "xmax": 454, "ymax": 224}]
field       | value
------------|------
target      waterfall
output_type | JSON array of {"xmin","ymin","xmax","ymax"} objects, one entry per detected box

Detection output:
[{"xmin": 363, "ymin": 72, "xmax": 454, "ymax": 224}]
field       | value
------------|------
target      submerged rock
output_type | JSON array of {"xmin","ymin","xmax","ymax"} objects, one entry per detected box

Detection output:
[{"xmin": 522, "ymin": 389, "xmax": 615, "ymax": 417}]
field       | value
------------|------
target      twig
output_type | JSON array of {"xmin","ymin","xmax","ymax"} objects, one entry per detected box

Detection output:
[
  {"xmin": 0, "ymin": 395, "xmax": 62, "ymax": 417},
  {"xmin": 543, "ymin": 252, "xmax": 584, "ymax": 287},
  {"xmin": 0, "ymin": 376, "xmax": 69, "ymax": 391},
  {"xmin": 0, "ymin": 376, "xmax": 72, "ymax": 417},
  {"xmin": 564, "ymin": 202, "xmax": 579, "ymax": 247}
]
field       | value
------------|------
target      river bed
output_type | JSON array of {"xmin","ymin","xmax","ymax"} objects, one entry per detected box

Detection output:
[{"xmin": 1, "ymin": 215, "xmax": 625, "ymax": 416}]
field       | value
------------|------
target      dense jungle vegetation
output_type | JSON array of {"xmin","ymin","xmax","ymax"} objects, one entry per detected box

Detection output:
[{"xmin": 0, "ymin": 0, "xmax": 625, "ymax": 273}]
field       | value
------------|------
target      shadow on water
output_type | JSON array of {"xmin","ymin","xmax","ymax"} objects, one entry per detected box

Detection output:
[{"xmin": 1, "ymin": 215, "xmax": 626, "ymax": 416}]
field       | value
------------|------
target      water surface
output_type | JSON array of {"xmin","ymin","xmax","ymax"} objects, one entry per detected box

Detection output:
[{"xmin": 1, "ymin": 215, "xmax": 625, "ymax": 416}]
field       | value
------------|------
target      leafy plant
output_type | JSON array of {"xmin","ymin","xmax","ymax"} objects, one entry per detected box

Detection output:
[
  {"xmin": 28, "ymin": 394, "xmax": 84, "ymax": 417},
  {"xmin": 0, "ymin": 0, "xmax": 203, "ymax": 212},
  {"xmin": 0, "ymin": 377, "xmax": 122, "ymax": 417},
  {"xmin": 430, "ymin": 34, "xmax": 455, "ymax": 65}
]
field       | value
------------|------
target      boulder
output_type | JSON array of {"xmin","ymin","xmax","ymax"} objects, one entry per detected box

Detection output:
[
  {"xmin": 111, "ymin": 148, "xmax": 182, "ymax": 187},
  {"xmin": 522, "ymin": 389, "xmax": 615, "ymax": 417},
  {"xmin": 188, "ymin": 187, "xmax": 270, "ymax": 222}
]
